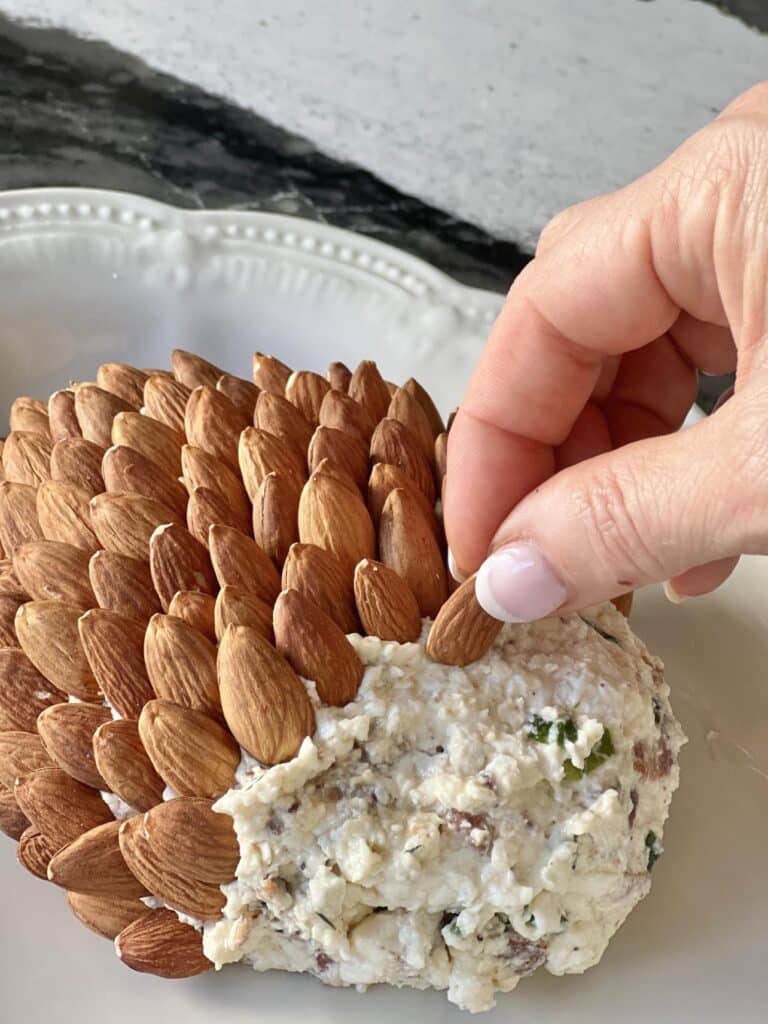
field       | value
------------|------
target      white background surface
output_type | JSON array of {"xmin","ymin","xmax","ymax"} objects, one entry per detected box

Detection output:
[{"xmin": 2, "ymin": 0, "xmax": 766, "ymax": 249}]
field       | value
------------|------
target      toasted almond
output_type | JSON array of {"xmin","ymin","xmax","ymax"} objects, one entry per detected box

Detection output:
[
  {"xmin": 0, "ymin": 481, "xmax": 43, "ymax": 556},
  {"xmin": 144, "ymin": 613, "xmax": 221, "ymax": 715},
  {"xmin": 281, "ymin": 543, "xmax": 358, "ymax": 633},
  {"xmin": 14, "ymin": 767, "xmax": 112, "ymax": 848},
  {"xmin": 171, "ymin": 348, "xmax": 225, "ymax": 389},
  {"xmin": 252, "ymin": 351, "xmax": 291, "ymax": 394},
  {"xmin": 254, "ymin": 390, "xmax": 314, "ymax": 458},
  {"xmin": 13, "ymin": 540, "xmax": 96, "ymax": 607},
  {"xmin": 10, "ymin": 397, "xmax": 51, "ymax": 437},
  {"xmin": 0, "ymin": 784, "xmax": 30, "ymax": 839},
  {"xmin": 308, "ymin": 425, "xmax": 368, "ymax": 490},
  {"xmin": 318, "ymin": 387, "xmax": 376, "ymax": 444},
  {"xmin": 285, "ymin": 370, "xmax": 330, "ymax": 426},
  {"xmin": 186, "ymin": 486, "xmax": 245, "ymax": 546},
  {"xmin": 611, "ymin": 592, "xmax": 634, "ymax": 617},
  {"xmin": 184, "ymin": 385, "xmax": 249, "ymax": 470},
  {"xmin": 139, "ymin": 699, "xmax": 239, "ymax": 798},
  {"xmin": 1, "ymin": 431, "xmax": 54, "ymax": 486},
  {"xmin": 90, "ymin": 492, "xmax": 182, "ymax": 560},
  {"xmin": 353, "ymin": 558, "xmax": 422, "ymax": 642},
  {"xmin": 0, "ymin": 558, "xmax": 27, "ymax": 600},
  {"xmin": 348, "ymin": 360, "xmax": 391, "ymax": 423},
  {"xmin": 74, "ymin": 384, "xmax": 133, "ymax": 448},
  {"xmin": 96, "ymin": 363, "xmax": 147, "ymax": 406},
  {"xmin": 142, "ymin": 374, "xmax": 191, "ymax": 433},
  {"xmin": 50, "ymin": 437, "xmax": 105, "ymax": 495},
  {"xmin": 37, "ymin": 702, "xmax": 111, "ymax": 789},
  {"xmin": 180, "ymin": 444, "xmax": 251, "ymax": 527},
  {"xmin": 0, "ymin": 593, "xmax": 22, "ymax": 645},
  {"xmin": 48, "ymin": 389, "xmax": 81, "ymax": 441},
  {"xmin": 167, "ymin": 591, "xmax": 216, "ymax": 642},
  {"xmin": 326, "ymin": 360, "xmax": 352, "ymax": 392},
  {"xmin": 238, "ymin": 426, "xmax": 306, "ymax": 501},
  {"xmin": 379, "ymin": 488, "xmax": 447, "ymax": 617},
  {"xmin": 218, "ymin": 624, "xmax": 315, "ymax": 764},
  {"xmin": 274, "ymin": 589, "xmax": 363, "ymax": 705},
  {"xmin": 102, "ymin": 445, "xmax": 188, "ymax": 519},
  {"xmin": 0, "ymin": 732, "xmax": 53, "ymax": 791},
  {"xmin": 370, "ymin": 417, "xmax": 435, "ymax": 503},
  {"xmin": 111, "ymin": 410, "xmax": 184, "ymax": 479},
  {"xmin": 116, "ymin": 908, "xmax": 212, "ymax": 978},
  {"xmin": 426, "ymin": 574, "xmax": 503, "ymax": 666},
  {"xmin": 36, "ymin": 479, "xmax": 100, "ymax": 553},
  {"xmin": 149, "ymin": 523, "xmax": 216, "ymax": 611},
  {"xmin": 214, "ymin": 586, "xmax": 274, "ymax": 643},
  {"xmin": 387, "ymin": 386, "xmax": 435, "ymax": 464},
  {"xmin": 78, "ymin": 608, "xmax": 156, "ymax": 719},
  {"xmin": 118, "ymin": 814, "xmax": 226, "ymax": 920},
  {"xmin": 68, "ymin": 891, "xmax": 151, "ymax": 940},
  {"xmin": 17, "ymin": 826, "xmax": 60, "ymax": 879},
  {"xmin": 208, "ymin": 524, "xmax": 281, "ymax": 603},
  {"xmin": 403, "ymin": 377, "xmax": 444, "ymax": 437},
  {"xmin": 367, "ymin": 462, "xmax": 440, "ymax": 540},
  {"xmin": 93, "ymin": 719, "xmax": 164, "ymax": 812},
  {"xmin": 16, "ymin": 600, "xmax": 101, "ymax": 701},
  {"xmin": 143, "ymin": 798, "xmax": 238, "ymax": 883},
  {"xmin": 252, "ymin": 472, "xmax": 300, "ymax": 567},
  {"xmin": 49, "ymin": 819, "xmax": 148, "ymax": 897},
  {"xmin": 297, "ymin": 468, "xmax": 375, "ymax": 571},
  {"xmin": 216, "ymin": 373, "xmax": 260, "ymax": 420},
  {"xmin": 89, "ymin": 550, "xmax": 161, "ymax": 623},
  {"xmin": 0, "ymin": 648, "xmax": 66, "ymax": 731},
  {"xmin": 434, "ymin": 431, "xmax": 448, "ymax": 487}
]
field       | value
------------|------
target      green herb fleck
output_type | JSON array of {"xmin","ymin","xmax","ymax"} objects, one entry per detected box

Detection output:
[
  {"xmin": 562, "ymin": 760, "xmax": 583, "ymax": 781},
  {"xmin": 645, "ymin": 830, "xmax": 662, "ymax": 871},
  {"xmin": 526, "ymin": 714, "xmax": 552, "ymax": 743},
  {"xmin": 404, "ymin": 845, "xmax": 422, "ymax": 854},
  {"xmin": 525, "ymin": 914, "xmax": 535, "ymax": 926},
  {"xmin": 316, "ymin": 912, "xmax": 335, "ymax": 929},
  {"xmin": 581, "ymin": 617, "xmax": 619, "ymax": 644},
  {"xmin": 563, "ymin": 727, "xmax": 614, "ymax": 779},
  {"xmin": 495, "ymin": 913, "xmax": 510, "ymax": 926},
  {"xmin": 448, "ymin": 922, "xmax": 462, "ymax": 938},
  {"xmin": 652, "ymin": 697, "xmax": 662, "ymax": 726},
  {"xmin": 555, "ymin": 718, "xmax": 578, "ymax": 747}
]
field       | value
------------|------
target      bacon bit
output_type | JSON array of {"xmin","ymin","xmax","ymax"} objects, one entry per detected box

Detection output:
[
  {"xmin": 506, "ymin": 934, "xmax": 547, "ymax": 975},
  {"xmin": 266, "ymin": 812, "xmax": 284, "ymax": 835},
  {"xmin": 321, "ymin": 785, "xmax": 343, "ymax": 802},
  {"xmin": 633, "ymin": 739, "xmax": 673, "ymax": 780},
  {"xmin": 315, "ymin": 952, "xmax": 333, "ymax": 972},
  {"xmin": 628, "ymin": 788, "xmax": 639, "ymax": 828},
  {"xmin": 444, "ymin": 809, "xmax": 493, "ymax": 851}
]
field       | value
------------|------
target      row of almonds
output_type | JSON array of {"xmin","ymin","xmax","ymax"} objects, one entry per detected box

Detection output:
[{"xmin": 0, "ymin": 349, "xmax": 500, "ymax": 979}]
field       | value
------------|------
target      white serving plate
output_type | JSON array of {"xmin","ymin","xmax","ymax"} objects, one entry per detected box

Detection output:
[{"xmin": 1, "ymin": 189, "xmax": 766, "ymax": 1022}]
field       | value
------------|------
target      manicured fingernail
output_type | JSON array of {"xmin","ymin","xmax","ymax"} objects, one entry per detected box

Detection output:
[
  {"xmin": 476, "ymin": 543, "xmax": 568, "ymax": 622},
  {"xmin": 663, "ymin": 580, "xmax": 689, "ymax": 604},
  {"xmin": 447, "ymin": 548, "xmax": 467, "ymax": 583}
]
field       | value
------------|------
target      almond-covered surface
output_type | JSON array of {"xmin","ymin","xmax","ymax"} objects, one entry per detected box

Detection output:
[{"xmin": 0, "ymin": 349, "xmax": 680, "ymax": 1012}]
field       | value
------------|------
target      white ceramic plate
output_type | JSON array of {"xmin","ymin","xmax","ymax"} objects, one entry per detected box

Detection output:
[{"xmin": 1, "ymin": 189, "xmax": 766, "ymax": 1022}]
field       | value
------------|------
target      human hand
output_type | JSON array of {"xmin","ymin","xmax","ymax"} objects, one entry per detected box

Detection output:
[{"xmin": 444, "ymin": 84, "xmax": 768, "ymax": 622}]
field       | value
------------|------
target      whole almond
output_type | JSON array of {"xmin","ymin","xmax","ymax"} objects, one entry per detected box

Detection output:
[
  {"xmin": 218, "ymin": 624, "xmax": 315, "ymax": 764},
  {"xmin": 49, "ymin": 819, "xmax": 148, "ymax": 897},
  {"xmin": 181, "ymin": 445, "xmax": 251, "ymax": 529},
  {"xmin": 216, "ymin": 373, "xmax": 259, "ymax": 420},
  {"xmin": 308, "ymin": 425, "xmax": 368, "ymax": 490},
  {"xmin": 102, "ymin": 445, "xmax": 188, "ymax": 518},
  {"xmin": 0, "ymin": 784, "xmax": 29, "ymax": 839},
  {"xmin": 208, "ymin": 524, "xmax": 281, "ymax": 603},
  {"xmin": 93, "ymin": 719, "xmax": 165, "ymax": 812},
  {"xmin": 0, "ymin": 648, "xmax": 66, "ymax": 731},
  {"xmin": 48, "ymin": 389, "xmax": 81, "ymax": 441},
  {"xmin": 0, "ymin": 731, "xmax": 53, "ymax": 791},
  {"xmin": 285, "ymin": 370, "xmax": 330, "ymax": 426},
  {"xmin": 252, "ymin": 351, "xmax": 291, "ymax": 394},
  {"xmin": 50, "ymin": 437, "xmax": 105, "ymax": 494},
  {"xmin": 139, "ymin": 699, "xmax": 239, "ymax": 798},
  {"xmin": 90, "ymin": 492, "xmax": 182, "ymax": 560},
  {"xmin": 252, "ymin": 472, "xmax": 300, "ymax": 567},
  {"xmin": 186, "ymin": 486, "xmax": 248, "ymax": 547},
  {"xmin": 326, "ymin": 360, "xmax": 352, "ymax": 392},
  {"xmin": 434, "ymin": 431, "xmax": 448, "ymax": 487},
  {"xmin": 111, "ymin": 410, "xmax": 184, "ymax": 479},
  {"xmin": 143, "ymin": 374, "xmax": 191, "ymax": 433},
  {"xmin": 348, "ymin": 360, "xmax": 391, "ymax": 423},
  {"xmin": 238, "ymin": 426, "xmax": 306, "ymax": 501},
  {"xmin": 0, "ymin": 481, "xmax": 43, "ymax": 556},
  {"xmin": 14, "ymin": 767, "xmax": 112, "ymax": 848},
  {"xmin": 116, "ymin": 908, "xmax": 212, "ymax": 978},
  {"xmin": 144, "ymin": 614, "xmax": 221, "ymax": 715},
  {"xmin": 274, "ymin": 589, "xmax": 363, "ymax": 706},
  {"xmin": 171, "ymin": 348, "xmax": 225, "ymax": 389},
  {"xmin": 388, "ymin": 387, "xmax": 435, "ymax": 464},
  {"xmin": 281, "ymin": 543, "xmax": 358, "ymax": 633},
  {"xmin": 143, "ymin": 798, "xmax": 239, "ymax": 884},
  {"xmin": 0, "ymin": 593, "xmax": 22, "ymax": 645},
  {"xmin": 167, "ymin": 591, "xmax": 216, "ymax": 642},
  {"xmin": 96, "ymin": 363, "xmax": 147, "ymax": 407},
  {"xmin": 74, "ymin": 384, "xmax": 133, "ymax": 448},
  {"xmin": 367, "ymin": 462, "xmax": 441, "ymax": 540},
  {"xmin": 37, "ymin": 702, "xmax": 111, "ymax": 789},
  {"xmin": 354, "ymin": 559, "xmax": 422, "ymax": 643},
  {"xmin": 254, "ymin": 390, "xmax": 313, "ymax": 459},
  {"xmin": 426, "ymin": 575, "xmax": 503, "ymax": 666},
  {"xmin": 17, "ymin": 826, "xmax": 60, "ymax": 879},
  {"xmin": 214, "ymin": 585, "xmax": 274, "ymax": 643},
  {"xmin": 185, "ymin": 385, "xmax": 248, "ymax": 470},
  {"xmin": 37, "ymin": 480, "xmax": 100, "ymax": 553},
  {"xmin": 10, "ymin": 397, "xmax": 51, "ymax": 437},
  {"xmin": 318, "ymin": 388, "xmax": 376, "ymax": 443},
  {"xmin": 2, "ymin": 431, "xmax": 53, "ymax": 486},
  {"xmin": 67, "ymin": 891, "xmax": 151, "ymax": 941},
  {"xmin": 379, "ymin": 488, "xmax": 447, "ymax": 617},
  {"xmin": 149, "ymin": 523, "xmax": 216, "ymax": 611},
  {"xmin": 403, "ymin": 377, "xmax": 444, "ymax": 437},
  {"xmin": 297, "ymin": 469, "xmax": 375, "ymax": 571},
  {"xmin": 14, "ymin": 540, "xmax": 96, "ymax": 607},
  {"xmin": 89, "ymin": 550, "xmax": 161, "ymax": 623},
  {"xmin": 16, "ymin": 601, "xmax": 100, "ymax": 701},
  {"xmin": 370, "ymin": 418, "xmax": 435, "ymax": 503}
]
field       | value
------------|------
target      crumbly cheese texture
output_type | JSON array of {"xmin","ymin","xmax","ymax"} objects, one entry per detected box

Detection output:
[{"xmin": 205, "ymin": 605, "xmax": 684, "ymax": 1013}]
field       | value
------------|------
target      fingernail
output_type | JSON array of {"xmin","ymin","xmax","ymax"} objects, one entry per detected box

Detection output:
[
  {"xmin": 663, "ymin": 580, "xmax": 689, "ymax": 604},
  {"xmin": 476, "ymin": 543, "xmax": 568, "ymax": 623},
  {"xmin": 447, "ymin": 548, "xmax": 467, "ymax": 583}
]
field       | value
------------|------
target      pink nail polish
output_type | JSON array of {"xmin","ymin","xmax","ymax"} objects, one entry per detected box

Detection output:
[{"xmin": 476, "ymin": 543, "xmax": 568, "ymax": 623}]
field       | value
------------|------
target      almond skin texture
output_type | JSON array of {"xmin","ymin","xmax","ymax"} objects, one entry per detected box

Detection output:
[
  {"xmin": 143, "ymin": 374, "xmax": 191, "ymax": 433},
  {"xmin": 116, "ymin": 908, "xmax": 212, "ymax": 978},
  {"xmin": 308, "ymin": 425, "xmax": 369, "ymax": 490},
  {"xmin": 252, "ymin": 351, "xmax": 291, "ymax": 394},
  {"xmin": 97, "ymin": 362, "xmax": 147, "ymax": 407},
  {"xmin": 48, "ymin": 390, "xmax": 81, "ymax": 442},
  {"xmin": 318, "ymin": 387, "xmax": 376, "ymax": 443},
  {"xmin": 0, "ymin": 784, "xmax": 29, "ymax": 839},
  {"xmin": 218, "ymin": 624, "xmax": 316, "ymax": 764},
  {"xmin": 102, "ymin": 444, "xmax": 188, "ymax": 519},
  {"xmin": 13, "ymin": 540, "xmax": 96, "ymax": 607},
  {"xmin": 142, "ymin": 798, "xmax": 239, "ymax": 883},
  {"xmin": 354, "ymin": 559, "xmax": 423, "ymax": 643},
  {"xmin": 348, "ymin": 360, "xmax": 391, "ymax": 423},
  {"xmin": 172, "ymin": 348, "xmax": 224, "ymax": 389},
  {"xmin": 186, "ymin": 486, "xmax": 249, "ymax": 546},
  {"xmin": 208, "ymin": 524, "xmax": 281, "ymax": 603},
  {"xmin": 611, "ymin": 592, "xmax": 634, "ymax": 617},
  {"xmin": 167, "ymin": 591, "xmax": 216, "ymax": 643},
  {"xmin": 2, "ymin": 431, "xmax": 54, "ymax": 486},
  {"xmin": 0, "ymin": 559, "xmax": 27, "ymax": 600},
  {"xmin": 74, "ymin": 384, "xmax": 133, "ymax": 448},
  {"xmin": 17, "ymin": 827, "xmax": 60, "ymax": 879},
  {"xmin": 285, "ymin": 369, "xmax": 330, "ymax": 426},
  {"xmin": 139, "ymin": 699, "xmax": 239, "ymax": 798},
  {"xmin": 214, "ymin": 586, "xmax": 274, "ymax": 643},
  {"xmin": 93, "ymin": 719, "xmax": 165, "ymax": 812},
  {"xmin": 403, "ymin": 377, "xmax": 445, "ymax": 438},
  {"xmin": 0, "ymin": 481, "xmax": 43, "ymax": 557},
  {"xmin": 15, "ymin": 600, "xmax": 100, "ymax": 701},
  {"xmin": 0, "ymin": 732, "xmax": 53, "ymax": 791},
  {"xmin": 274, "ymin": 589, "xmax": 363, "ymax": 706},
  {"xmin": 144, "ymin": 614, "xmax": 221, "ymax": 716},
  {"xmin": 181, "ymin": 445, "xmax": 251, "ymax": 526},
  {"xmin": 281, "ymin": 543, "xmax": 358, "ymax": 634},
  {"xmin": 89, "ymin": 550, "xmax": 161, "ymax": 623},
  {"xmin": 37, "ymin": 479, "xmax": 100, "ymax": 553},
  {"xmin": 184, "ymin": 385, "xmax": 249, "ymax": 470},
  {"xmin": 426, "ymin": 575, "xmax": 503, "ymax": 667},
  {"xmin": 48, "ymin": 819, "xmax": 148, "ymax": 898},
  {"xmin": 238, "ymin": 426, "xmax": 306, "ymax": 501},
  {"xmin": 14, "ymin": 767, "xmax": 112, "ymax": 848},
  {"xmin": 111, "ymin": 411, "xmax": 184, "ymax": 479},
  {"xmin": 297, "ymin": 469, "xmax": 376, "ymax": 572},
  {"xmin": 379, "ymin": 488, "xmax": 447, "ymax": 617},
  {"xmin": 149, "ymin": 522, "xmax": 217, "ymax": 611},
  {"xmin": 367, "ymin": 462, "xmax": 440, "ymax": 540},
  {"xmin": 0, "ymin": 648, "xmax": 66, "ymax": 731},
  {"xmin": 252, "ymin": 472, "xmax": 300, "ymax": 567},
  {"xmin": 216, "ymin": 373, "xmax": 260, "ymax": 419},
  {"xmin": 326, "ymin": 360, "xmax": 352, "ymax": 392},
  {"xmin": 387, "ymin": 387, "xmax": 435, "ymax": 464},
  {"xmin": 10, "ymin": 397, "xmax": 51, "ymax": 436},
  {"xmin": 370, "ymin": 417, "xmax": 436, "ymax": 504},
  {"xmin": 37, "ymin": 702, "xmax": 111, "ymax": 789},
  {"xmin": 254, "ymin": 391, "xmax": 313, "ymax": 459},
  {"xmin": 90, "ymin": 492, "xmax": 182, "ymax": 560},
  {"xmin": 67, "ymin": 891, "xmax": 151, "ymax": 941},
  {"xmin": 50, "ymin": 437, "xmax": 105, "ymax": 495},
  {"xmin": 0, "ymin": 593, "xmax": 22, "ymax": 645}
]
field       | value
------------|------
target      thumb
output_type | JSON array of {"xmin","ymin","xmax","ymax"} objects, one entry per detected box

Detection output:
[{"xmin": 474, "ymin": 393, "xmax": 764, "ymax": 621}]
